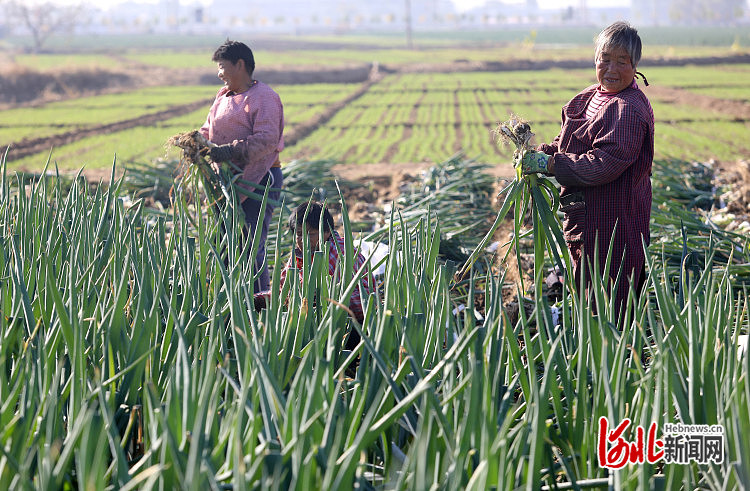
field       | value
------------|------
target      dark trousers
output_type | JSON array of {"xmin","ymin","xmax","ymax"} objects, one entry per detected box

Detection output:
[
  {"xmin": 240, "ymin": 167, "xmax": 283, "ymax": 293},
  {"xmin": 569, "ymin": 241, "xmax": 646, "ymax": 320}
]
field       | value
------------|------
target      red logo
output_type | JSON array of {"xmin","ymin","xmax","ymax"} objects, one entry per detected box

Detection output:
[{"xmin": 597, "ymin": 417, "xmax": 664, "ymax": 469}]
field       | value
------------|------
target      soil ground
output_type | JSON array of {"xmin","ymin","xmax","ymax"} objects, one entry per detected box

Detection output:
[
  {"xmin": 716, "ymin": 159, "xmax": 750, "ymax": 222},
  {"xmin": 645, "ymin": 84, "xmax": 750, "ymax": 120}
]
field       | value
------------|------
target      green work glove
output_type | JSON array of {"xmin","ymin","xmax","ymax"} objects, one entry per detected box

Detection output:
[
  {"xmin": 520, "ymin": 150, "xmax": 552, "ymax": 175},
  {"xmin": 209, "ymin": 144, "xmax": 235, "ymax": 163}
]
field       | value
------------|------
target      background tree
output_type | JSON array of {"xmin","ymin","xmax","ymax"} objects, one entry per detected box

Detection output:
[{"xmin": 2, "ymin": 1, "xmax": 83, "ymax": 53}]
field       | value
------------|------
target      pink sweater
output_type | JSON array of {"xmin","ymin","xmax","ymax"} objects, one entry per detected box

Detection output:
[{"xmin": 200, "ymin": 81, "xmax": 284, "ymax": 196}]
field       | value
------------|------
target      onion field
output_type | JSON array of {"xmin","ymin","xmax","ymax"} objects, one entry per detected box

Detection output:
[
  {"xmin": 0, "ymin": 151, "xmax": 748, "ymax": 489},
  {"xmin": 1, "ymin": 37, "xmax": 749, "ymax": 489}
]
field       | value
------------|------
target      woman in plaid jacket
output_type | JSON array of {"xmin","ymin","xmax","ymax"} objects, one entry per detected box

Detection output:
[{"xmin": 518, "ymin": 21, "xmax": 655, "ymax": 317}]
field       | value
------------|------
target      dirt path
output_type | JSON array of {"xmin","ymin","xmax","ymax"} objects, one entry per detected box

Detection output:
[
  {"xmin": 453, "ymin": 88, "xmax": 464, "ymax": 155},
  {"xmin": 283, "ymin": 69, "xmax": 383, "ymax": 148}
]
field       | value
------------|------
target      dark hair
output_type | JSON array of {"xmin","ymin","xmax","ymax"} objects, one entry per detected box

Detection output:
[
  {"xmin": 212, "ymin": 40, "xmax": 255, "ymax": 75},
  {"xmin": 595, "ymin": 21, "xmax": 642, "ymax": 68},
  {"xmin": 289, "ymin": 201, "xmax": 334, "ymax": 234}
]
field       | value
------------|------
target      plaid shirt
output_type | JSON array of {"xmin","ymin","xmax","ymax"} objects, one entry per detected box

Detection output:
[
  {"xmin": 278, "ymin": 231, "xmax": 370, "ymax": 320},
  {"xmin": 539, "ymin": 82, "xmax": 654, "ymax": 308}
]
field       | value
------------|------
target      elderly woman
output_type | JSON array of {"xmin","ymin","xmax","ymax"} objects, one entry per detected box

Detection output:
[
  {"xmin": 519, "ymin": 21, "xmax": 654, "ymax": 316},
  {"xmin": 200, "ymin": 40, "xmax": 284, "ymax": 293}
]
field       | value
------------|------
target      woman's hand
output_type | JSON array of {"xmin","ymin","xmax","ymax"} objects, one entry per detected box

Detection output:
[
  {"xmin": 518, "ymin": 150, "xmax": 554, "ymax": 175},
  {"xmin": 209, "ymin": 144, "xmax": 235, "ymax": 163}
]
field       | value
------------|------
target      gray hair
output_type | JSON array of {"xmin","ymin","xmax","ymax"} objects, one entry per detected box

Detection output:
[{"xmin": 594, "ymin": 21, "xmax": 642, "ymax": 68}]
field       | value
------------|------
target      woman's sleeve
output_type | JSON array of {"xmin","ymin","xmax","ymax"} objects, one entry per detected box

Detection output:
[
  {"xmin": 199, "ymin": 94, "xmax": 221, "ymax": 139},
  {"xmin": 552, "ymin": 101, "xmax": 647, "ymax": 188},
  {"xmin": 233, "ymin": 92, "xmax": 284, "ymax": 163},
  {"xmin": 538, "ymin": 141, "xmax": 559, "ymax": 155}
]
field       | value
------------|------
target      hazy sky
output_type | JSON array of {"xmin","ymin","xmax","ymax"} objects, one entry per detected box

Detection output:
[
  {"xmin": 30, "ymin": 0, "xmax": 630, "ymax": 12},
  {"xmin": 453, "ymin": 0, "xmax": 627, "ymax": 11}
]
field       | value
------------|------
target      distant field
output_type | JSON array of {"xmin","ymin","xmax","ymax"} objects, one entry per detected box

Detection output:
[
  {"xmin": 6, "ymin": 53, "xmax": 121, "ymax": 71},
  {"xmin": 4, "ymin": 61, "xmax": 749, "ymax": 173},
  {"xmin": 351, "ymin": 25, "xmax": 750, "ymax": 47},
  {"xmin": 4, "ymin": 82, "xmax": 365, "ymax": 170},
  {"xmin": 7, "ymin": 24, "xmax": 750, "ymax": 73},
  {"xmin": 0, "ymin": 86, "xmax": 216, "ymax": 143},
  {"xmin": 11, "ymin": 44, "xmax": 749, "ymax": 73}
]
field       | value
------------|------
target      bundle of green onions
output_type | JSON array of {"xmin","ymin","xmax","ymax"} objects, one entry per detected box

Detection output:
[
  {"xmin": 167, "ymin": 130, "xmax": 281, "ymax": 216},
  {"xmin": 649, "ymin": 159, "xmax": 750, "ymax": 291},
  {"xmin": 167, "ymin": 130, "xmax": 237, "ymax": 211},
  {"xmin": 457, "ymin": 116, "xmax": 570, "ymax": 297}
]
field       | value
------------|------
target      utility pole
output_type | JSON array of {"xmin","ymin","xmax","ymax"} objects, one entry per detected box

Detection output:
[{"xmin": 405, "ymin": 0, "xmax": 413, "ymax": 49}]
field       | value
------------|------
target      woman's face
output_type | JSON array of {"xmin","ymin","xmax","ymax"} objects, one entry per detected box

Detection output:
[
  {"xmin": 216, "ymin": 59, "xmax": 246, "ymax": 93},
  {"xmin": 595, "ymin": 45, "xmax": 636, "ymax": 93}
]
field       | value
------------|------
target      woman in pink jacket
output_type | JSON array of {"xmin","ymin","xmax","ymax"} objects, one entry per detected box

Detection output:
[
  {"xmin": 518, "ymin": 22, "xmax": 654, "ymax": 317},
  {"xmin": 200, "ymin": 40, "xmax": 284, "ymax": 293}
]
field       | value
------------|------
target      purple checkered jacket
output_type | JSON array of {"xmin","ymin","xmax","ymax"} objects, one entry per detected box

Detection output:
[{"xmin": 538, "ymin": 82, "xmax": 654, "ymax": 308}]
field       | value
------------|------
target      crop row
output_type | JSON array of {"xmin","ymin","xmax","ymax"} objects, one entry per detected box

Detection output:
[
  {"xmin": 374, "ymin": 67, "xmax": 750, "ymax": 107},
  {"xmin": 1, "ymin": 82, "xmax": 353, "ymax": 141},
  {"xmin": 283, "ymin": 73, "xmax": 588, "ymax": 163},
  {"xmin": 368, "ymin": 71, "xmax": 594, "ymax": 92},
  {"xmin": 352, "ymin": 92, "xmax": 738, "ymax": 124},
  {"xmin": 3, "ymin": 83, "xmax": 362, "ymax": 171},
  {"xmin": 657, "ymin": 120, "xmax": 750, "ymax": 162},
  {"xmin": 287, "ymin": 69, "xmax": 750, "ymax": 164},
  {"xmin": 5, "ymin": 65, "xmax": 749, "ymax": 171},
  {"xmin": 7, "ymin": 108, "xmax": 208, "ymax": 170},
  {"xmin": 644, "ymin": 63, "xmax": 750, "ymax": 88},
  {"xmin": 0, "ymin": 86, "xmax": 216, "ymax": 145},
  {"xmin": 2, "ymin": 148, "xmax": 748, "ymax": 488}
]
